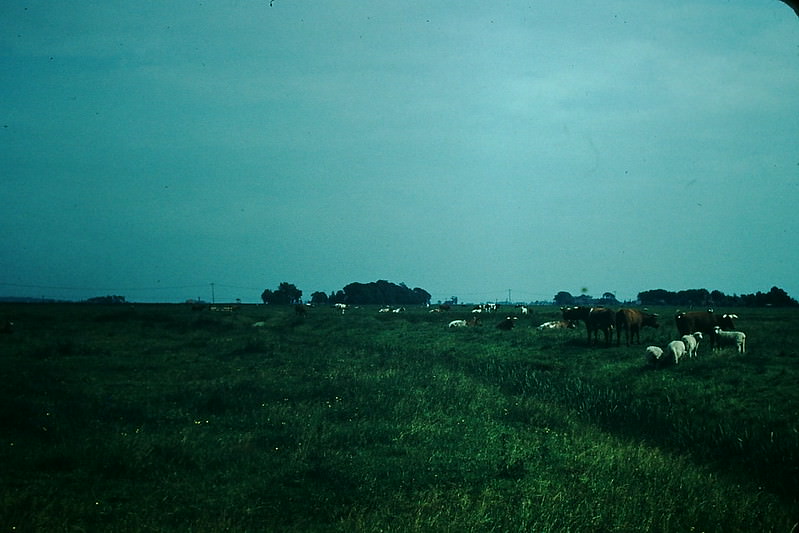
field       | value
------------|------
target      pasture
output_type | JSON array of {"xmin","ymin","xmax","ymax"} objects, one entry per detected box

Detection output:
[{"xmin": 1, "ymin": 302, "xmax": 797, "ymax": 532}]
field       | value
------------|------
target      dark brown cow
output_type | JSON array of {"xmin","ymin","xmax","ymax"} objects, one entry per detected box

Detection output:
[
  {"xmin": 495, "ymin": 316, "xmax": 518, "ymax": 330},
  {"xmin": 616, "ymin": 309, "xmax": 660, "ymax": 346},
  {"xmin": 561, "ymin": 306, "xmax": 616, "ymax": 346},
  {"xmin": 1, "ymin": 320, "xmax": 13, "ymax": 334},
  {"xmin": 675, "ymin": 309, "xmax": 737, "ymax": 349}
]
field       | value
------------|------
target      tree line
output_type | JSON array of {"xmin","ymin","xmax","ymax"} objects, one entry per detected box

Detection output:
[
  {"xmin": 260, "ymin": 282, "xmax": 795, "ymax": 308},
  {"xmin": 636, "ymin": 286, "xmax": 797, "ymax": 307}
]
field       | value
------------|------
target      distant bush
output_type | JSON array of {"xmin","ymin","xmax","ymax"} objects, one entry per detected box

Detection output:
[{"xmin": 84, "ymin": 295, "xmax": 126, "ymax": 304}]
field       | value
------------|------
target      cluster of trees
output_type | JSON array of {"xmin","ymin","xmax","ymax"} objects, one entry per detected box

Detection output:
[
  {"xmin": 637, "ymin": 286, "xmax": 797, "ymax": 307},
  {"xmin": 554, "ymin": 291, "xmax": 620, "ymax": 307},
  {"xmin": 260, "ymin": 283, "xmax": 302, "ymax": 305},
  {"xmin": 310, "ymin": 280, "xmax": 431, "ymax": 306},
  {"xmin": 261, "ymin": 280, "xmax": 431, "ymax": 306}
]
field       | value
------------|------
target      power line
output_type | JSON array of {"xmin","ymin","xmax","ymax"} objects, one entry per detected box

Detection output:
[{"xmin": 0, "ymin": 282, "xmax": 209, "ymax": 292}]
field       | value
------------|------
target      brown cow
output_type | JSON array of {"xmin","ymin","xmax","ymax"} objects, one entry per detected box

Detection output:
[
  {"xmin": 675, "ymin": 309, "xmax": 737, "ymax": 349},
  {"xmin": 561, "ymin": 306, "xmax": 616, "ymax": 346},
  {"xmin": 616, "ymin": 309, "xmax": 660, "ymax": 346}
]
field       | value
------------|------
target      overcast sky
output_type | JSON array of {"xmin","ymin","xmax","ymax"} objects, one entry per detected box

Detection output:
[{"xmin": 2, "ymin": 1, "xmax": 798, "ymax": 304}]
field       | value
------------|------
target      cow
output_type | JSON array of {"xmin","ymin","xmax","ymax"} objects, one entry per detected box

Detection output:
[
  {"xmin": 536, "ymin": 320, "xmax": 577, "ymax": 331},
  {"xmin": 1, "ymin": 320, "xmax": 13, "ymax": 334},
  {"xmin": 448, "ymin": 316, "xmax": 481, "ymax": 328},
  {"xmin": 675, "ymin": 309, "xmax": 737, "ymax": 349},
  {"xmin": 496, "ymin": 316, "xmax": 518, "ymax": 330},
  {"xmin": 561, "ymin": 306, "xmax": 616, "ymax": 346},
  {"xmin": 616, "ymin": 309, "xmax": 660, "ymax": 346}
]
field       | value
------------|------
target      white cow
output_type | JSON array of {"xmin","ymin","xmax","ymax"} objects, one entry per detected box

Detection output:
[{"xmin": 536, "ymin": 320, "xmax": 576, "ymax": 331}]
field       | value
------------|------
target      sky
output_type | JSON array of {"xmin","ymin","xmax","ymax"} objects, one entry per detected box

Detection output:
[{"xmin": 2, "ymin": 1, "xmax": 798, "ymax": 304}]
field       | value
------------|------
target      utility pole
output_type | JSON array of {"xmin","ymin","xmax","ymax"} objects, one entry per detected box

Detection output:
[
  {"xmin": 211, "ymin": 283, "xmax": 215, "ymax": 304},
  {"xmin": 508, "ymin": 289, "xmax": 512, "ymax": 304}
]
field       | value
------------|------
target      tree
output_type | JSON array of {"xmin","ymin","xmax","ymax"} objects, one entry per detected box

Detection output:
[
  {"xmin": 261, "ymin": 282, "xmax": 303, "ymax": 305},
  {"xmin": 600, "ymin": 292, "xmax": 619, "ymax": 305},
  {"xmin": 336, "ymin": 280, "xmax": 431, "ymax": 305},
  {"xmin": 766, "ymin": 286, "xmax": 797, "ymax": 306},
  {"xmin": 554, "ymin": 291, "xmax": 574, "ymax": 306},
  {"xmin": 260, "ymin": 289, "xmax": 273, "ymax": 304},
  {"xmin": 310, "ymin": 291, "xmax": 329, "ymax": 305}
]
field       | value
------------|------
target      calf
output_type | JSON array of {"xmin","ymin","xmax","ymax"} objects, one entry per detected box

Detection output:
[{"xmin": 616, "ymin": 309, "xmax": 659, "ymax": 346}]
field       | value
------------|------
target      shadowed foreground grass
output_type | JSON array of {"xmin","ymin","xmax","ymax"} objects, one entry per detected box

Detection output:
[{"xmin": 0, "ymin": 303, "xmax": 797, "ymax": 531}]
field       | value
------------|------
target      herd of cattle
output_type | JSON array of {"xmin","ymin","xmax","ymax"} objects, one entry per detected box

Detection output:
[
  {"xmin": 445, "ymin": 305, "xmax": 748, "ymax": 365},
  {"xmin": 558, "ymin": 306, "xmax": 747, "ymax": 365},
  {"xmin": 1, "ymin": 303, "xmax": 749, "ymax": 368}
]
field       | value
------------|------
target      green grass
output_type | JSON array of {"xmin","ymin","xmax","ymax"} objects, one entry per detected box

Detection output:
[{"xmin": 0, "ymin": 303, "xmax": 797, "ymax": 531}]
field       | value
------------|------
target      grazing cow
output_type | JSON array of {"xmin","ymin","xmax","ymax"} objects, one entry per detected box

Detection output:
[
  {"xmin": 1, "ymin": 320, "xmax": 13, "ymax": 334},
  {"xmin": 496, "ymin": 316, "xmax": 518, "ymax": 330},
  {"xmin": 675, "ymin": 309, "xmax": 737, "ymax": 349},
  {"xmin": 294, "ymin": 304, "xmax": 307, "ymax": 317},
  {"xmin": 713, "ymin": 326, "xmax": 747, "ymax": 353},
  {"xmin": 616, "ymin": 309, "xmax": 660, "ymax": 346},
  {"xmin": 562, "ymin": 306, "xmax": 616, "ymax": 346},
  {"xmin": 536, "ymin": 320, "xmax": 577, "ymax": 331}
]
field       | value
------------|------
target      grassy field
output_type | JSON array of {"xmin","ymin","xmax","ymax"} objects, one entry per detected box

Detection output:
[{"xmin": 1, "ymin": 302, "xmax": 797, "ymax": 532}]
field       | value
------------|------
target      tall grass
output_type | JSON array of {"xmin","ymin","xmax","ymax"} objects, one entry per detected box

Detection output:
[{"xmin": 0, "ymin": 303, "xmax": 797, "ymax": 531}]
